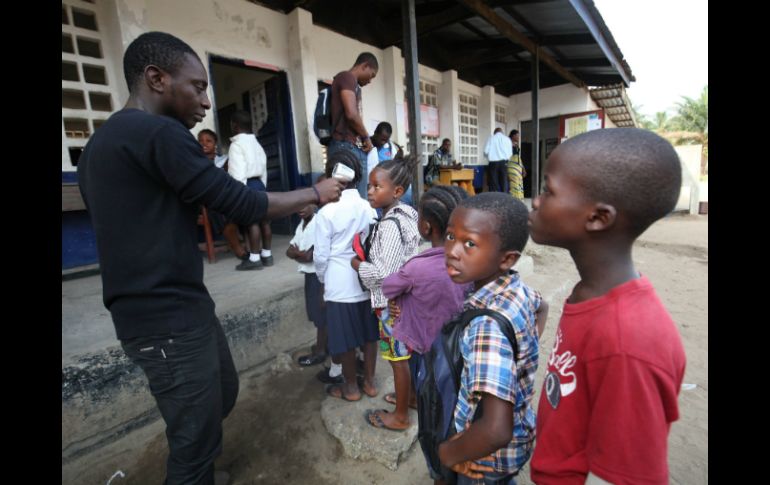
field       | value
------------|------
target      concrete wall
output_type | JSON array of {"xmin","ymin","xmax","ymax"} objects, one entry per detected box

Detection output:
[
  {"xmin": 674, "ymin": 144, "xmax": 704, "ymax": 214},
  {"xmin": 62, "ymin": 285, "xmax": 311, "ymax": 464}
]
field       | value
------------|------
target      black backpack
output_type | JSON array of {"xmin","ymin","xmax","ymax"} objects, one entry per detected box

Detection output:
[
  {"xmin": 416, "ymin": 308, "xmax": 518, "ymax": 484},
  {"xmin": 313, "ymin": 86, "xmax": 343, "ymax": 146}
]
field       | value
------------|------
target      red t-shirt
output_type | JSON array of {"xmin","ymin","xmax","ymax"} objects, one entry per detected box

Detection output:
[
  {"xmin": 331, "ymin": 70, "xmax": 361, "ymax": 144},
  {"xmin": 530, "ymin": 276, "xmax": 686, "ymax": 485}
]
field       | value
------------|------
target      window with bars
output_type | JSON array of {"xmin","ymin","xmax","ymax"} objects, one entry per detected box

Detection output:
[
  {"xmin": 458, "ymin": 93, "xmax": 479, "ymax": 165},
  {"xmin": 495, "ymin": 104, "xmax": 506, "ymax": 124},
  {"xmin": 62, "ymin": 1, "xmax": 119, "ymax": 168},
  {"xmin": 419, "ymin": 80, "xmax": 438, "ymax": 107}
]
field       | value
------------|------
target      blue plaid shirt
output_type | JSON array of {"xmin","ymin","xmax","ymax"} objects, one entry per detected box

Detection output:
[{"xmin": 454, "ymin": 270, "xmax": 542, "ymax": 473}]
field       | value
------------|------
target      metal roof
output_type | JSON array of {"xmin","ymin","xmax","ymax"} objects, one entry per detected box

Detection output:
[{"xmin": 253, "ymin": 0, "xmax": 635, "ymax": 96}]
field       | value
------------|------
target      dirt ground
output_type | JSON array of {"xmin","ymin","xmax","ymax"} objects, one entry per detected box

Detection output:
[{"xmin": 76, "ymin": 213, "xmax": 707, "ymax": 485}]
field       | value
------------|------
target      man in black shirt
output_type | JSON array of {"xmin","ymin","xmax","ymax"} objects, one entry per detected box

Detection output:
[{"xmin": 77, "ymin": 32, "xmax": 343, "ymax": 485}]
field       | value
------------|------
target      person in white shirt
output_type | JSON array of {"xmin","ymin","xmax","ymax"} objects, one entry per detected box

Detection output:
[
  {"xmin": 227, "ymin": 110, "xmax": 273, "ymax": 270},
  {"xmin": 483, "ymin": 127, "xmax": 513, "ymax": 193},
  {"xmin": 314, "ymin": 150, "xmax": 379, "ymax": 402},
  {"xmin": 286, "ymin": 199, "xmax": 330, "ymax": 368}
]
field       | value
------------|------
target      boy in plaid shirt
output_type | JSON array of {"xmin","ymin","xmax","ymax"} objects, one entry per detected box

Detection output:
[{"xmin": 439, "ymin": 193, "xmax": 549, "ymax": 485}]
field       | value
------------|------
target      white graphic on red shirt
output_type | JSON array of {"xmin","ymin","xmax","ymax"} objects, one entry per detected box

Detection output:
[{"xmin": 547, "ymin": 328, "xmax": 577, "ymax": 397}]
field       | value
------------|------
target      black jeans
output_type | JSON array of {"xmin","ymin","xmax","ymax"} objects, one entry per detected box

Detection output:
[
  {"xmin": 488, "ymin": 161, "xmax": 509, "ymax": 193},
  {"xmin": 121, "ymin": 318, "xmax": 239, "ymax": 485}
]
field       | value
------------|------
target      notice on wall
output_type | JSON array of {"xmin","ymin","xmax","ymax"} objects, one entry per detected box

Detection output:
[
  {"xmin": 565, "ymin": 112, "xmax": 602, "ymax": 138},
  {"xmin": 399, "ymin": 102, "xmax": 440, "ymax": 136}
]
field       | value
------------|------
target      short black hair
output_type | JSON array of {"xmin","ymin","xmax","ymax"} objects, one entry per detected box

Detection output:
[
  {"xmin": 231, "ymin": 110, "xmax": 252, "ymax": 132},
  {"xmin": 375, "ymin": 154, "xmax": 421, "ymax": 192},
  {"xmin": 197, "ymin": 129, "xmax": 217, "ymax": 142},
  {"xmin": 375, "ymin": 122, "xmax": 392, "ymax": 135},
  {"xmin": 354, "ymin": 52, "xmax": 379, "ymax": 70},
  {"xmin": 494, "ymin": 127, "xmax": 503, "ymax": 134},
  {"xmin": 556, "ymin": 128, "xmax": 682, "ymax": 236},
  {"xmin": 325, "ymin": 148, "xmax": 364, "ymax": 186},
  {"xmin": 442, "ymin": 138, "xmax": 451, "ymax": 145},
  {"xmin": 123, "ymin": 32, "xmax": 198, "ymax": 93},
  {"xmin": 509, "ymin": 129, "xmax": 519, "ymax": 137},
  {"xmin": 459, "ymin": 192, "xmax": 529, "ymax": 252},
  {"xmin": 419, "ymin": 185, "xmax": 468, "ymax": 236}
]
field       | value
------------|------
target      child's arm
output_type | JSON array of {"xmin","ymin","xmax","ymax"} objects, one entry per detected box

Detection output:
[
  {"xmin": 438, "ymin": 393, "xmax": 513, "ymax": 470},
  {"xmin": 295, "ymin": 247, "xmax": 314, "ymax": 264},
  {"xmin": 535, "ymin": 299, "xmax": 549, "ymax": 340},
  {"xmin": 313, "ymin": 213, "xmax": 332, "ymax": 284},
  {"xmin": 357, "ymin": 220, "xmax": 405, "ymax": 289},
  {"xmin": 381, "ymin": 265, "xmax": 414, "ymax": 300},
  {"xmin": 286, "ymin": 244, "xmax": 300, "ymax": 260}
]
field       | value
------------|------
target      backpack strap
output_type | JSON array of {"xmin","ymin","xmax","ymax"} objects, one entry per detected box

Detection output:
[{"xmin": 443, "ymin": 308, "xmax": 519, "ymax": 391}]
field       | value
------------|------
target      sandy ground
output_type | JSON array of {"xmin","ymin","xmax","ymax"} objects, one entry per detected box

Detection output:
[{"xmin": 68, "ymin": 213, "xmax": 707, "ymax": 485}]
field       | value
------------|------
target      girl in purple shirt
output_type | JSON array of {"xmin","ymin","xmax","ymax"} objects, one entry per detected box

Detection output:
[{"xmin": 381, "ymin": 185, "xmax": 472, "ymax": 423}]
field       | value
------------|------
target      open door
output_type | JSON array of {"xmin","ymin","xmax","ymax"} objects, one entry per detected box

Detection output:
[{"xmin": 209, "ymin": 56, "xmax": 300, "ymax": 234}]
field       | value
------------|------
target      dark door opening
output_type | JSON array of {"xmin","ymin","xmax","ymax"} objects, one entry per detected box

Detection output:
[
  {"xmin": 521, "ymin": 116, "xmax": 560, "ymax": 197},
  {"xmin": 208, "ymin": 56, "xmax": 299, "ymax": 235}
]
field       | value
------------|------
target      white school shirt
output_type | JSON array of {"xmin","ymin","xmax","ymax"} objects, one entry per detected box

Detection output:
[
  {"xmin": 314, "ymin": 189, "xmax": 377, "ymax": 303},
  {"xmin": 228, "ymin": 133, "xmax": 267, "ymax": 186},
  {"xmin": 289, "ymin": 217, "xmax": 318, "ymax": 274}
]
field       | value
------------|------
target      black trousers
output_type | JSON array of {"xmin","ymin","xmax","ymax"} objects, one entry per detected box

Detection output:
[
  {"xmin": 121, "ymin": 318, "xmax": 239, "ymax": 485},
  {"xmin": 488, "ymin": 160, "xmax": 509, "ymax": 193}
]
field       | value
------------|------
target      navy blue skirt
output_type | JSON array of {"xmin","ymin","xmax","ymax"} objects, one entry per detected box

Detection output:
[
  {"xmin": 304, "ymin": 272, "xmax": 326, "ymax": 328},
  {"xmin": 326, "ymin": 300, "xmax": 379, "ymax": 356}
]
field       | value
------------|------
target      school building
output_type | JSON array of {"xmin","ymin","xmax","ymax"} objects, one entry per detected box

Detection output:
[{"xmin": 62, "ymin": 0, "xmax": 637, "ymax": 272}]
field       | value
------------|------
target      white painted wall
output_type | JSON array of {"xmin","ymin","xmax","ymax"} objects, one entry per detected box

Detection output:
[
  {"xmin": 312, "ymin": 25, "xmax": 388, "ymax": 137},
  {"xmin": 674, "ymin": 144, "xmax": 703, "ymax": 214},
  {"xmin": 510, "ymin": 83, "xmax": 595, "ymax": 125}
]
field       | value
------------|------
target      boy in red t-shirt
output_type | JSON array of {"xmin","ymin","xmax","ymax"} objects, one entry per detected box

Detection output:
[{"xmin": 528, "ymin": 128, "xmax": 687, "ymax": 485}]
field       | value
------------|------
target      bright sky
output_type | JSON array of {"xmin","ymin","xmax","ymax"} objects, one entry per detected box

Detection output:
[{"xmin": 592, "ymin": 0, "xmax": 708, "ymax": 118}]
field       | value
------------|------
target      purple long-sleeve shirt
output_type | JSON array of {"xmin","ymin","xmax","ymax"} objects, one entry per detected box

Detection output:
[{"xmin": 382, "ymin": 246, "xmax": 472, "ymax": 354}]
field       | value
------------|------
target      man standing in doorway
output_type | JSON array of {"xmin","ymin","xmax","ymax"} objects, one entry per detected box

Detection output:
[
  {"xmin": 328, "ymin": 52, "xmax": 379, "ymax": 197},
  {"xmin": 483, "ymin": 127, "xmax": 513, "ymax": 193}
]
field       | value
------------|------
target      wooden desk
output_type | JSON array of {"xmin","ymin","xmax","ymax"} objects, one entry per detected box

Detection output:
[{"xmin": 438, "ymin": 168, "xmax": 475, "ymax": 195}]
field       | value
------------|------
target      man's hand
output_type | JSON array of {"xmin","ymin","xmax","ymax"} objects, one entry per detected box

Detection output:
[
  {"xmin": 522, "ymin": 167, "xmax": 527, "ymax": 178},
  {"xmin": 361, "ymin": 137, "xmax": 374, "ymax": 153},
  {"xmin": 351, "ymin": 256, "xmax": 362, "ymax": 271},
  {"xmin": 315, "ymin": 177, "xmax": 344, "ymax": 204}
]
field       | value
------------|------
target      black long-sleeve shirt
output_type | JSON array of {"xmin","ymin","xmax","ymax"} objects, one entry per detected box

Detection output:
[{"xmin": 78, "ymin": 109, "xmax": 268, "ymax": 339}]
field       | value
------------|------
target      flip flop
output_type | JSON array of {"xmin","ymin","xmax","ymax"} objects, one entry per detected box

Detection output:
[
  {"xmin": 383, "ymin": 392, "xmax": 417, "ymax": 409},
  {"xmin": 365, "ymin": 409, "xmax": 408, "ymax": 431},
  {"xmin": 325, "ymin": 384, "xmax": 361, "ymax": 402},
  {"xmin": 297, "ymin": 353, "xmax": 327, "ymax": 366}
]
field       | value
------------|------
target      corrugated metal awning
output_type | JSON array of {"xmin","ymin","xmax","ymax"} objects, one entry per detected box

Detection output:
[{"xmin": 589, "ymin": 84, "xmax": 636, "ymax": 127}]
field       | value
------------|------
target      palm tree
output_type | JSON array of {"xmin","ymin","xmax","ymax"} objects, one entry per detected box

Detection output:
[
  {"xmin": 652, "ymin": 111, "xmax": 672, "ymax": 131},
  {"xmin": 669, "ymin": 86, "xmax": 708, "ymax": 176},
  {"xmin": 671, "ymin": 86, "xmax": 708, "ymax": 138}
]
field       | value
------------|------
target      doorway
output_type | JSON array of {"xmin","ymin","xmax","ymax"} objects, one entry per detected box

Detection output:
[{"xmin": 208, "ymin": 55, "xmax": 300, "ymax": 235}]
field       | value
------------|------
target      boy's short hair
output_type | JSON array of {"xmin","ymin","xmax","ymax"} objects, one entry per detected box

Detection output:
[
  {"xmin": 325, "ymin": 149, "xmax": 363, "ymax": 186},
  {"xmin": 558, "ymin": 128, "xmax": 681, "ymax": 236},
  {"xmin": 375, "ymin": 122, "xmax": 392, "ymax": 135},
  {"xmin": 459, "ymin": 193, "xmax": 529, "ymax": 252},
  {"xmin": 231, "ymin": 110, "xmax": 252, "ymax": 132},
  {"xmin": 354, "ymin": 52, "xmax": 379, "ymax": 70},
  {"xmin": 123, "ymin": 32, "xmax": 197, "ymax": 93}
]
